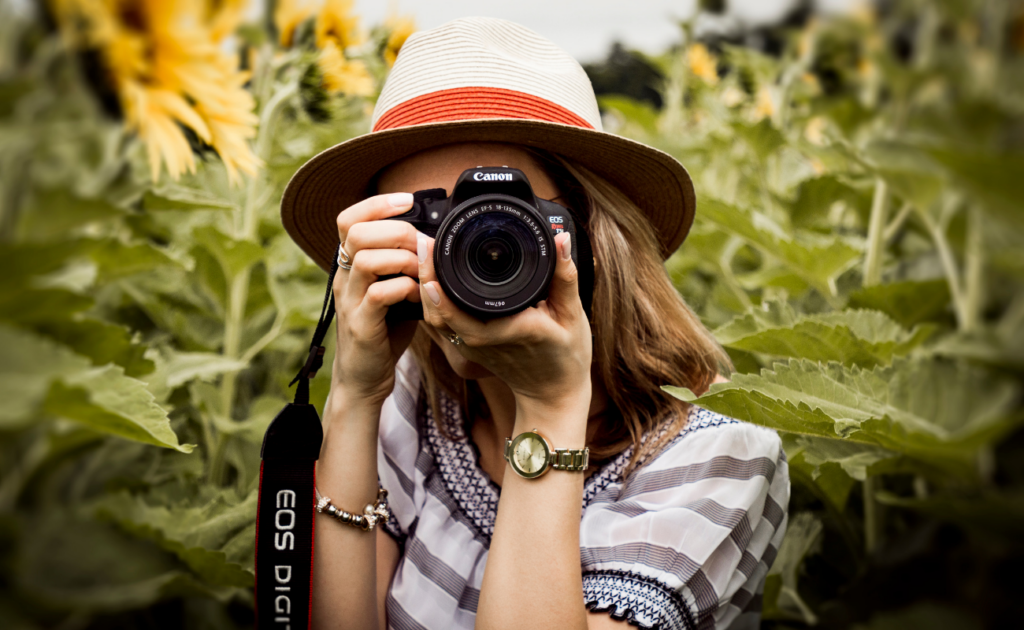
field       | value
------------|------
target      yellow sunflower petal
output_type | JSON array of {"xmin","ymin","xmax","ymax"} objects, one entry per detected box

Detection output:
[
  {"xmin": 316, "ymin": 0, "xmax": 363, "ymax": 51},
  {"xmin": 318, "ymin": 39, "xmax": 373, "ymax": 96},
  {"xmin": 275, "ymin": 0, "xmax": 319, "ymax": 48},
  {"xmin": 383, "ymin": 14, "xmax": 415, "ymax": 67},
  {"xmin": 687, "ymin": 43, "xmax": 719, "ymax": 85}
]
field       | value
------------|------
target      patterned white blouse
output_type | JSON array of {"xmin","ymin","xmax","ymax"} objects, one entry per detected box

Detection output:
[{"xmin": 373, "ymin": 351, "xmax": 790, "ymax": 630}]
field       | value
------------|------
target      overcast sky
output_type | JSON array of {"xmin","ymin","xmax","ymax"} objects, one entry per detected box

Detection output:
[{"xmin": 356, "ymin": 0, "xmax": 860, "ymax": 63}]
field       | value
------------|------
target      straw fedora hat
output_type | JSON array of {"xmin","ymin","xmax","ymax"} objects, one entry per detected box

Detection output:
[{"xmin": 281, "ymin": 16, "xmax": 696, "ymax": 271}]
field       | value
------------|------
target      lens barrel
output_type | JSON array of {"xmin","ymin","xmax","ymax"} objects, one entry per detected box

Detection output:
[{"xmin": 434, "ymin": 194, "xmax": 556, "ymax": 319}]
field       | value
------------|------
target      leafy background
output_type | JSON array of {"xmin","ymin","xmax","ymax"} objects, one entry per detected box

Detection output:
[{"xmin": 1, "ymin": 0, "xmax": 1023, "ymax": 628}]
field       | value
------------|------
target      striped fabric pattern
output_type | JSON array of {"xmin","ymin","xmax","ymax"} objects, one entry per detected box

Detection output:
[
  {"xmin": 371, "ymin": 16, "xmax": 603, "ymax": 131},
  {"xmin": 373, "ymin": 351, "xmax": 790, "ymax": 630}
]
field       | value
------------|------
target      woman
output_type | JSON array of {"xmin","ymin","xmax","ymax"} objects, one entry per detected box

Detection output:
[{"xmin": 280, "ymin": 17, "xmax": 789, "ymax": 630}]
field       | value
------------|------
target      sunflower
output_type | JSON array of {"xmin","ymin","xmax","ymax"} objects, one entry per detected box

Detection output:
[
  {"xmin": 275, "ymin": 0, "xmax": 373, "ymax": 97},
  {"xmin": 274, "ymin": 0, "xmax": 317, "ymax": 47},
  {"xmin": 51, "ymin": 0, "xmax": 259, "ymax": 184},
  {"xmin": 383, "ymin": 14, "xmax": 415, "ymax": 67},
  {"xmin": 687, "ymin": 43, "xmax": 719, "ymax": 85}
]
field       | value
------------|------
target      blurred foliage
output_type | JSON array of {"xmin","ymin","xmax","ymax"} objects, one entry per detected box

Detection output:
[{"xmin": 0, "ymin": 0, "xmax": 1023, "ymax": 629}]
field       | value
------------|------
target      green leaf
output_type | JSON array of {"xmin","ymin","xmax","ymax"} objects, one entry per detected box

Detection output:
[
  {"xmin": 732, "ymin": 119, "xmax": 786, "ymax": 161},
  {"xmin": 664, "ymin": 357, "xmax": 1020, "ymax": 475},
  {"xmin": 193, "ymin": 225, "xmax": 264, "ymax": 279},
  {"xmin": 142, "ymin": 184, "xmax": 236, "ymax": 212},
  {"xmin": 18, "ymin": 187, "xmax": 125, "ymax": 240},
  {"xmin": 713, "ymin": 300, "xmax": 934, "ymax": 367},
  {"xmin": 927, "ymin": 148, "xmax": 1024, "ymax": 234},
  {"xmin": 763, "ymin": 511, "xmax": 822, "ymax": 624},
  {"xmin": 0, "ymin": 325, "xmax": 90, "ymax": 428},
  {"xmin": 34, "ymin": 317, "xmax": 154, "ymax": 376},
  {"xmin": 43, "ymin": 365, "xmax": 194, "ymax": 453},
  {"xmin": 699, "ymin": 198, "xmax": 862, "ymax": 297},
  {"xmin": 791, "ymin": 175, "xmax": 871, "ymax": 228},
  {"xmin": 848, "ymin": 279, "xmax": 951, "ymax": 327},
  {"xmin": 863, "ymin": 141, "xmax": 945, "ymax": 211},
  {"xmin": 792, "ymin": 435, "xmax": 897, "ymax": 482},
  {"xmin": 89, "ymin": 240, "xmax": 180, "ymax": 280},
  {"xmin": 597, "ymin": 95, "xmax": 659, "ymax": 134},
  {"xmin": 14, "ymin": 512, "xmax": 234, "ymax": 612},
  {"xmin": 93, "ymin": 489, "xmax": 257, "ymax": 587},
  {"xmin": 160, "ymin": 352, "xmax": 249, "ymax": 389}
]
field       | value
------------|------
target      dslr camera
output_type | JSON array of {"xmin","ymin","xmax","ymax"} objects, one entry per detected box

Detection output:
[{"xmin": 381, "ymin": 166, "xmax": 594, "ymax": 322}]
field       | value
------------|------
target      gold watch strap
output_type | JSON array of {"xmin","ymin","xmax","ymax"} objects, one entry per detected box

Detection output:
[{"xmin": 550, "ymin": 447, "xmax": 590, "ymax": 472}]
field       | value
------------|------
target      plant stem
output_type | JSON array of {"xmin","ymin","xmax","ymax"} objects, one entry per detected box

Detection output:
[
  {"xmin": 882, "ymin": 202, "xmax": 912, "ymax": 243},
  {"xmin": 863, "ymin": 475, "xmax": 879, "ymax": 554},
  {"xmin": 212, "ymin": 75, "xmax": 299, "ymax": 485},
  {"xmin": 962, "ymin": 205, "xmax": 984, "ymax": 333},
  {"xmin": 863, "ymin": 178, "xmax": 888, "ymax": 288},
  {"xmin": 918, "ymin": 206, "xmax": 967, "ymax": 330},
  {"xmin": 720, "ymin": 236, "xmax": 754, "ymax": 310}
]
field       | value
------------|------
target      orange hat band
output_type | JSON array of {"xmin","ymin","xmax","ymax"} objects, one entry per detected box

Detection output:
[{"xmin": 372, "ymin": 86, "xmax": 595, "ymax": 132}]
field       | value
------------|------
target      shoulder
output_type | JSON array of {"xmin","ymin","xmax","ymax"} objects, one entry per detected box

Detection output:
[
  {"xmin": 641, "ymin": 406, "xmax": 786, "ymax": 478},
  {"xmin": 580, "ymin": 406, "xmax": 790, "ymax": 630}
]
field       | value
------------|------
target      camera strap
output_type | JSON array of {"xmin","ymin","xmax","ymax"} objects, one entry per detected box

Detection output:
[{"xmin": 254, "ymin": 252, "xmax": 338, "ymax": 630}]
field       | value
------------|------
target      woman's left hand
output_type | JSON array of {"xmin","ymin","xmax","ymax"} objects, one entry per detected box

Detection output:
[{"xmin": 417, "ymin": 231, "xmax": 592, "ymax": 414}]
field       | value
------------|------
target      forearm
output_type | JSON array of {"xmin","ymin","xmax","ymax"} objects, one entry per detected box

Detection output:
[
  {"xmin": 311, "ymin": 387, "xmax": 382, "ymax": 630},
  {"xmin": 475, "ymin": 390, "xmax": 592, "ymax": 630}
]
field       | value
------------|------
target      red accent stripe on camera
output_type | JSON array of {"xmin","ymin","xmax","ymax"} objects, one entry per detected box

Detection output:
[{"xmin": 373, "ymin": 87, "xmax": 594, "ymax": 131}]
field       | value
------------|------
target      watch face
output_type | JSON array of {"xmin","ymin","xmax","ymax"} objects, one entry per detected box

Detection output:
[{"xmin": 510, "ymin": 431, "xmax": 549, "ymax": 478}]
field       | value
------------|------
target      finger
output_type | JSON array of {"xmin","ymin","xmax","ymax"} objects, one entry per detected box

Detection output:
[
  {"xmin": 417, "ymin": 234, "xmax": 534, "ymax": 346},
  {"xmin": 345, "ymin": 248, "xmax": 420, "ymax": 300},
  {"xmin": 546, "ymin": 231, "xmax": 582, "ymax": 320},
  {"xmin": 345, "ymin": 219, "xmax": 422, "ymax": 261},
  {"xmin": 336, "ymin": 192, "xmax": 414, "ymax": 244},
  {"xmin": 350, "ymin": 276, "xmax": 421, "ymax": 338}
]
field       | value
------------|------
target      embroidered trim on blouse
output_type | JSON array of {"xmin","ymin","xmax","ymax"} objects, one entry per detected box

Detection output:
[
  {"xmin": 421, "ymin": 388, "xmax": 739, "ymax": 549},
  {"xmin": 583, "ymin": 569, "xmax": 698, "ymax": 630}
]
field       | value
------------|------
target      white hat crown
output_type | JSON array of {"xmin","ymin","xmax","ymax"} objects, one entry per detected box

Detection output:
[{"xmin": 372, "ymin": 17, "xmax": 603, "ymax": 132}]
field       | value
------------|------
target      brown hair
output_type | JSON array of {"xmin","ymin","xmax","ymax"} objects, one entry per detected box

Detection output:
[{"xmin": 409, "ymin": 149, "xmax": 732, "ymax": 478}]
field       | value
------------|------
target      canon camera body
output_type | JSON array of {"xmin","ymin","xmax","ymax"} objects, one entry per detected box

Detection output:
[{"xmin": 381, "ymin": 166, "xmax": 594, "ymax": 322}]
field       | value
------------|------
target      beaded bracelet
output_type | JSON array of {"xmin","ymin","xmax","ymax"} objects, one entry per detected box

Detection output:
[{"xmin": 315, "ymin": 486, "xmax": 390, "ymax": 532}]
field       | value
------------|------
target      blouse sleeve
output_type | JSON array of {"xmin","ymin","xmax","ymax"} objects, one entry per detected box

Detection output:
[
  {"xmin": 580, "ymin": 408, "xmax": 790, "ymax": 630},
  {"xmin": 375, "ymin": 350, "xmax": 426, "ymax": 547}
]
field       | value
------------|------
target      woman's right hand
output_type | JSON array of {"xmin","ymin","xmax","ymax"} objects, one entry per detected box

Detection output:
[{"xmin": 330, "ymin": 192, "xmax": 422, "ymax": 410}]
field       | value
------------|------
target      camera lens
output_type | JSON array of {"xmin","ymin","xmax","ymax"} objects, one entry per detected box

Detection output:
[
  {"xmin": 468, "ymin": 232, "xmax": 522, "ymax": 285},
  {"xmin": 449, "ymin": 208, "xmax": 540, "ymax": 300}
]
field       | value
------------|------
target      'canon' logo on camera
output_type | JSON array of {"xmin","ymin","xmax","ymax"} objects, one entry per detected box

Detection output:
[{"xmin": 473, "ymin": 172, "xmax": 512, "ymax": 181}]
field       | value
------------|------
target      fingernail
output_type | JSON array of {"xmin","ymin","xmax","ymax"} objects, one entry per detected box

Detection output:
[
  {"xmin": 560, "ymin": 234, "xmax": 572, "ymax": 261},
  {"xmin": 417, "ymin": 234, "xmax": 427, "ymax": 264},
  {"xmin": 425, "ymin": 282, "xmax": 440, "ymax": 305},
  {"xmin": 388, "ymin": 192, "xmax": 414, "ymax": 208}
]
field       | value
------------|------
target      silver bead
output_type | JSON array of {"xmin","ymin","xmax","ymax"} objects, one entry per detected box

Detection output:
[{"xmin": 340, "ymin": 511, "xmax": 351, "ymax": 523}]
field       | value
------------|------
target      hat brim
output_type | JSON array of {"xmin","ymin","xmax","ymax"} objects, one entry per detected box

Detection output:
[{"xmin": 281, "ymin": 118, "xmax": 695, "ymax": 271}]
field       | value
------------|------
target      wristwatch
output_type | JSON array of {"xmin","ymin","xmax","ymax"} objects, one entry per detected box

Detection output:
[{"xmin": 504, "ymin": 428, "xmax": 589, "ymax": 479}]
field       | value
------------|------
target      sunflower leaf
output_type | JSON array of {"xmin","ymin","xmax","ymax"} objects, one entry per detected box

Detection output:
[
  {"xmin": 93, "ymin": 489, "xmax": 257, "ymax": 587},
  {"xmin": 43, "ymin": 364, "xmax": 194, "ymax": 453},
  {"xmin": 699, "ymin": 198, "xmax": 862, "ymax": 296},
  {"xmin": 713, "ymin": 300, "xmax": 935, "ymax": 367},
  {"xmin": 663, "ymin": 357, "xmax": 1020, "ymax": 476}
]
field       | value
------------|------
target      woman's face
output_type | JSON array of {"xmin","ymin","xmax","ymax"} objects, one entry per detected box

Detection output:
[{"xmin": 376, "ymin": 142, "xmax": 565, "ymax": 380}]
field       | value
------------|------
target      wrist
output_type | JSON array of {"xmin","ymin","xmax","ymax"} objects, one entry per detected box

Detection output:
[{"xmin": 512, "ymin": 383, "xmax": 591, "ymax": 446}]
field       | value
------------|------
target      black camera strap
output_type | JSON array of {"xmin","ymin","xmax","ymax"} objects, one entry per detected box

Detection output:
[{"xmin": 254, "ymin": 252, "xmax": 338, "ymax": 630}]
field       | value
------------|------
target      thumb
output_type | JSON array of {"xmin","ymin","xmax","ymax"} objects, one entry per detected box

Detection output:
[{"xmin": 547, "ymin": 232, "xmax": 581, "ymax": 314}]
